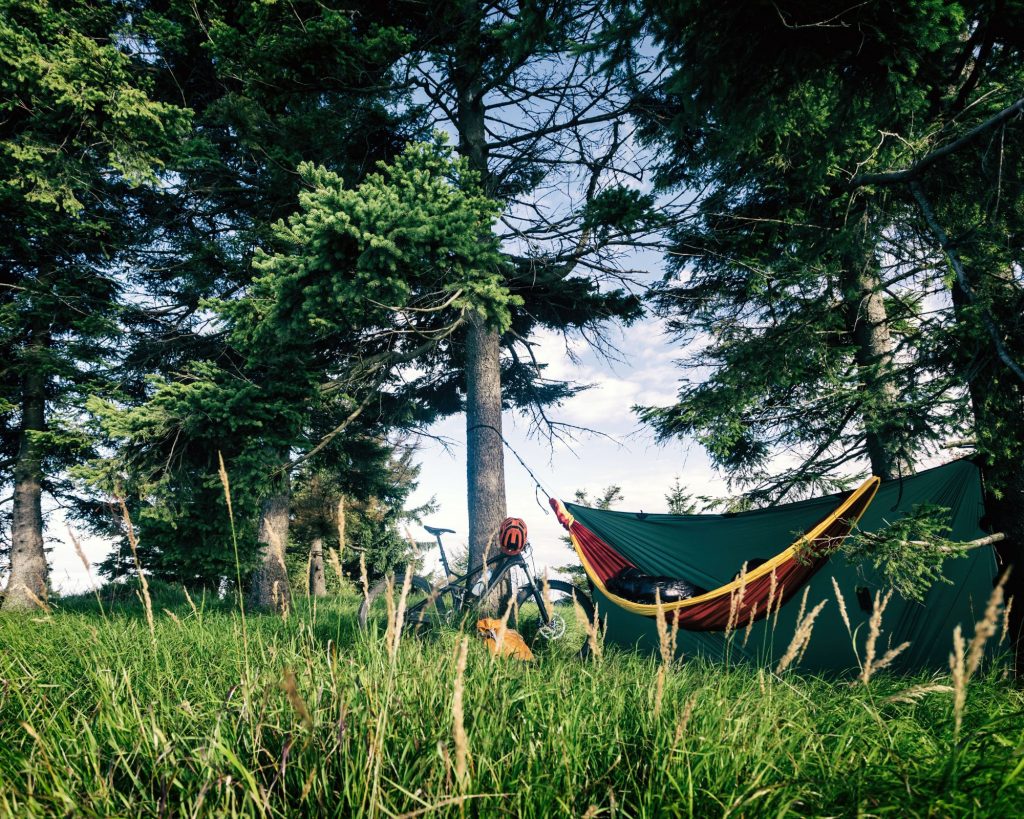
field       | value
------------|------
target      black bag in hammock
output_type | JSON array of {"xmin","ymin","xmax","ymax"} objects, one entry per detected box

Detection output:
[{"xmin": 605, "ymin": 567, "xmax": 708, "ymax": 605}]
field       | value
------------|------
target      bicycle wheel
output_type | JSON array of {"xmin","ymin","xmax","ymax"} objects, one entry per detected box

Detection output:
[
  {"xmin": 506, "ymin": 578, "xmax": 598, "ymax": 659},
  {"xmin": 357, "ymin": 574, "xmax": 461, "ymax": 632}
]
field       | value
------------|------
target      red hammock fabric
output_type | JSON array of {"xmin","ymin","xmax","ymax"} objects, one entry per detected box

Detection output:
[{"xmin": 554, "ymin": 484, "xmax": 877, "ymax": 632}]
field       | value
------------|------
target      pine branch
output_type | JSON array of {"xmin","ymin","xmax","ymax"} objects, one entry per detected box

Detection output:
[
  {"xmin": 909, "ymin": 181, "xmax": 1024, "ymax": 385},
  {"xmin": 849, "ymin": 96, "xmax": 1024, "ymax": 187}
]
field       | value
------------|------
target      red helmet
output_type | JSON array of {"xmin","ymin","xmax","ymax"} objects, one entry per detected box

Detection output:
[{"xmin": 499, "ymin": 517, "xmax": 528, "ymax": 556}]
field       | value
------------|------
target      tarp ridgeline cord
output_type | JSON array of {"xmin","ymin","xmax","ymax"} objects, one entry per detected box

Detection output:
[{"xmin": 466, "ymin": 423, "xmax": 553, "ymax": 515}]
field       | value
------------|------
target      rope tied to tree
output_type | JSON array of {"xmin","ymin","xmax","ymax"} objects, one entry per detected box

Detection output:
[{"xmin": 467, "ymin": 423, "xmax": 553, "ymax": 514}]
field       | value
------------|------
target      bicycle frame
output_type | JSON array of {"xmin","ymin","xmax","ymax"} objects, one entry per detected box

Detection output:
[
  {"xmin": 362, "ymin": 528, "xmax": 593, "ymax": 653},
  {"xmin": 448, "ymin": 551, "xmax": 524, "ymax": 612},
  {"xmin": 430, "ymin": 528, "xmax": 454, "ymax": 578},
  {"xmin": 421, "ymin": 542, "xmax": 547, "ymax": 621}
]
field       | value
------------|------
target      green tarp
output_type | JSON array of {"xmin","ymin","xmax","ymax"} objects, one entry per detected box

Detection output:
[{"xmin": 566, "ymin": 459, "xmax": 1001, "ymax": 672}]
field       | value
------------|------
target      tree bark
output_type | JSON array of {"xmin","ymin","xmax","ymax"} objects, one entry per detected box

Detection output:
[
  {"xmin": 951, "ymin": 272, "xmax": 1024, "ymax": 675},
  {"xmin": 336, "ymin": 495, "xmax": 346, "ymax": 558},
  {"xmin": 841, "ymin": 215, "xmax": 906, "ymax": 481},
  {"xmin": 309, "ymin": 536, "xmax": 326, "ymax": 597},
  {"xmin": 3, "ymin": 328, "xmax": 48, "ymax": 611},
  {"xmin": 453, "ymin": 13, "xmax": 509, "ymax": 606},
  {"xmin": 465, "ymin": 312, "xmax": 508, "ymax": 585},
  {"xmin": 248, "ymin": 488, "xmax": 291, "ymax": 613},
  {"xmin": 985, "ymin": 467, "xmax": 1024, "ymax": 677}
]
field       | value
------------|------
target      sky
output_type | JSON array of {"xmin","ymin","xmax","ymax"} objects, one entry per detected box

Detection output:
[
  {"xmin": 46, "ymin": 313, "xmax": 728, "ymax": 594},
  {"xmin": 401, "ymin": 318, "xmax": 727, "ymax": 581}
]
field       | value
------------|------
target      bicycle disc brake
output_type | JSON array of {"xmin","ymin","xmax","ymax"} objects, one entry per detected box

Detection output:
[{"xmin": 538, "ymin": 613, "xmax": 566, "ymax": 641}]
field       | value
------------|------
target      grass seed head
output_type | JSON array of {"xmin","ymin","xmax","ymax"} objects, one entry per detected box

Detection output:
[
  {"xmin": 772, "ymin": 582, "xmax": 786, "ymax": 632},
  {"xmin": 966, "ymin": 572, "xmax": 1006, "ymax": 678},
  {"xmin": 390, "ymin": 571, "xmax": 413, "ymax": 662},
  {"xmin": 776, "ymin": 598, "xmax": 827, "ymax": 674},
  {"xmin": 673, "ymin": 692, "xmax": 698, "ymax": 746},
  {"xmin": 884, "ymin": 682, "xmax": 953, "ymax": 705},
  {"xmin": 118, "ymin": 497, "xmax": 154, "ymax": 644},
  {"xmin": 1001, "ymin": 595, "xmax": 1014, "ymax": 646},
  {"xmin": 831, "ymin": 576, "xmax": 851, "ymax": 636},
  {"xmin": 655, "ymin": 589, "xmax": 671, "ymax": 665},
  {"xmin": 573, "ymin": 592, "xmax": 603, "ymax": 660},
  {"xmin": 328, "ymin": 548, "xmax": 345, "ymax": 590},
  {"xmin": 280, "ymin": 667, "xmax": 313, "ymax": 731},
  {"xmin": 182, "ymin": 586, "xmax": 198, "ymax": 619},
  {"xmin": 859, "ymin": 589, "xmax": 893, "ymax": 685},
  {"xmin": 950, "ymin": 624, "xmax": 967, "ymax": 738},
  {"xmin": 452, "ymin": 635, "xmax": 470, "ymax": 789},
  {"xmin": 765, "ymin": 569, "xmax": 779, "ymax": 620},
  {"xmin": 654, "ymin": 666, "xmax": 666, "ymax": 718},
  {"xmin": 743, "ymin": 601, "xmax": 758, "ymax": 649}
]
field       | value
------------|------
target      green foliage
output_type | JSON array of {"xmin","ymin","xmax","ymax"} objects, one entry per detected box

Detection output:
[
  {"xmin": 841, "ymin": 504, "xmax": 970, "ymax": 602},
  {"xmin": 664, "ymin": 476, "xmax": 699, "ymax": 515},
  {"xmin": 288, "ymin": 447, "xmax": 435, "ymax": 588},
  {"xmin": 79, "ymin": 362, "xmax": 302, "ymax": 585},
  {"xmin": 580, "ymin": 186, "xmax": 659, "ymax": 240},
  {"xmin": 82, "ymin": 141, "xmax": 504, "ymax": 586},
  {"xmin": 572, "ymin": 485, "xmax": 624, "ymax": 511},
  {"xmin": 64, "ymin": 0, "xmax": 428, "ymax": 585},
  {"xmin": 238, "ymin": 139, "xmax": 517, "ymax": 348},
  {"xmin": 0, "ymin": 0, "xmax": 189, "ymax": 535},
  {"xmin": 625, "ymin": 0, "xmax": 1024, "ymax": 501},
  {"xmin": 0, "ymin": 595, "xmax": 1021, "ymax": 815},
  {"xmin": 383, "ymin": 1, "xmax": 649, "ymax": 436}
]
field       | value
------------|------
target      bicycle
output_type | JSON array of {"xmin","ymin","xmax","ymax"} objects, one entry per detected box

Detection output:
[{"xmin": 357, "ymin": 523, "xmax": 598, "ymax": 658}]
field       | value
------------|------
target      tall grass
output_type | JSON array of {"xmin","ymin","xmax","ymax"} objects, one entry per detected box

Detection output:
[{"xmin": 0, "ymin": 587, "xmax": 1022, "ymax": 817}]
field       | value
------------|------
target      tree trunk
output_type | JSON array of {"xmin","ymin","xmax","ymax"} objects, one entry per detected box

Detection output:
[
  {"xmin": 336, "ymin": 495, "xmax": 346, "ymax": 558},
  {"xmin": 841, "ymin": 215, "xmax": 906, "ymax": 481},
  {"xmin": 453, "ymin": 18, "xmax": 509, "ymax": 607},
  {"xmin": 248, "ymin": 489, "xmax": 291, "ymax": 613},
  {"xmin": 985, "ymin": 463, "xmax": 1024, "ymax": 676},
  {"xmin": 465, "ymin": 312, "xmax": 508, "ymax": 586},
  {"xmin": 3, "ymin": 329, "xmax": 48, "ymax": 611},
  {"xmin": 951, "ymin": 273, "xmax": 1024, "ymax": 675},
  {"xmin": 309, "ymin": 536, "xmax": 326, "ymax": 597}
]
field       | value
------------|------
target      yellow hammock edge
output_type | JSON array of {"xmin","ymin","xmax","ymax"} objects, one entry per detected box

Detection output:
[{"xmin": 569, "ymin": 475, "xmax": 882, "ymax": 617}]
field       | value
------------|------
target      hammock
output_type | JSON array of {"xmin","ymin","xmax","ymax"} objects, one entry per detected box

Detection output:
[{"xmin": 551, "ymin": 476, "xmax": 880, "ymax": 631}]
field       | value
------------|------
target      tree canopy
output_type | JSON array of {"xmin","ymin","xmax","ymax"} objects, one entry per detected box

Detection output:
[{"xmin": 1, "ymin": 2, "xmax": 1020, "ymax": 674}]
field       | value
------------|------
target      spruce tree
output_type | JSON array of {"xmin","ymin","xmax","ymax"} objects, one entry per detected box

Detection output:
[
  {"xmin": 394, "ymin": 1, "xmax": 654, "ymax": 584},
  {"xmin": 0, "ymin": 0, "xmax": 187, "ymax": 609},
  {"xmin": 81, "ymin": 1, "xmax": 421, "ymax": 601},
  {"xmin": 626, "ymin": 0, "xmax": 1024, "ymax": 665}
]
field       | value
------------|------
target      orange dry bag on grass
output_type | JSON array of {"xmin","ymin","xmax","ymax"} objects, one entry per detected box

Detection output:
[{"xmin": 476, "ymin": 618, "xmax": 534, "ymax": 661}]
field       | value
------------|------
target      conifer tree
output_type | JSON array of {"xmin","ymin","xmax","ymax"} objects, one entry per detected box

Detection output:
[
  {"xmin": 395, "ymin": 1, "xmax": 655, "ymax": 583},
  {"xmin": 219, "ymin": 141, "xmax": 513, "ymax": 607},
  {"xmin": 0, "ymin": 0, "xmax": 187, "ymax": 609},
  {"xmin": 626, "ymin": 0, "xmax": 1024, "ymax": 665},
  {"xmin": 81, "ymin": 1, "xmax": 422, "ymax": 602}
]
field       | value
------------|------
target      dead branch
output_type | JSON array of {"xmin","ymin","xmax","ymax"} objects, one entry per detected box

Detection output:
[{"xmin": 849, "ymin": 96, "xmax": 1024, "ymax": 188}]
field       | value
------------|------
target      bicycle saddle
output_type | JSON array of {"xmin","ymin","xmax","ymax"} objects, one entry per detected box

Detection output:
[{"xmin": 424, "ymin": 525, "xmax": 456, "ymax": 536}]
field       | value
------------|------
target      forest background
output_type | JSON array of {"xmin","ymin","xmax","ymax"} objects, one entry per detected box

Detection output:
[{"xmin": 1, "ymin": 0, "xmax": 1021, "ymax": 665}]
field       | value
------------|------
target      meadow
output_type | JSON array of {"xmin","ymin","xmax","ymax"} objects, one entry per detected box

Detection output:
[{"xmin": 0, "ymin": 584, "xmax": 1022, "ymax": 818}]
